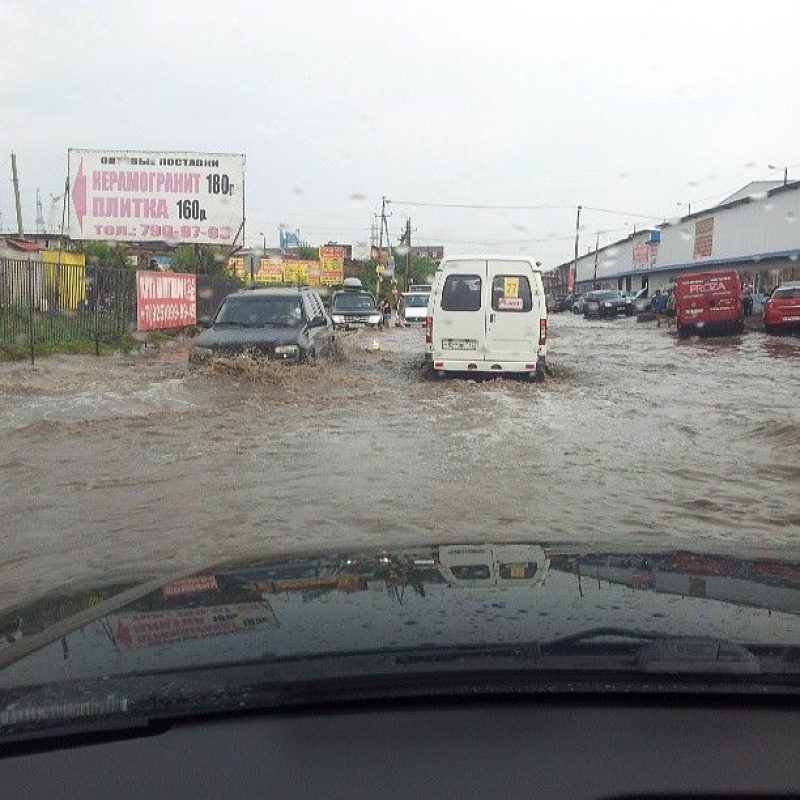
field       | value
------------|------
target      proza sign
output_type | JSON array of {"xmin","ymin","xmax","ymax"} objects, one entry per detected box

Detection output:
[
  {"xmin": 68, "ymin": 149, "xmax": 245, "ymax": 245},
  {"xmin": 688, "ymin": 278, "xmax": 734, "ymax": 294}
]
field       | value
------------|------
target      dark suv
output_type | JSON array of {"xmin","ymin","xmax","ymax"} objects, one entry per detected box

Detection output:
[
  {"xmin": 190, "ymin": 287, "xmax": 333, "ymax": 365},
  {"xmin": 583, "ymin": 290, "xmax": 630, "ymax": 318}
]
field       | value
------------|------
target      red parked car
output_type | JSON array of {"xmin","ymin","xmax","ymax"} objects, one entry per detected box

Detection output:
[
  {"xmin": 764, "ymin": 281, "xmax": 800, "ymax": 335},
  {"xmin": 674, "ymin": 269, "xmax": 744, "ymax": 338}
]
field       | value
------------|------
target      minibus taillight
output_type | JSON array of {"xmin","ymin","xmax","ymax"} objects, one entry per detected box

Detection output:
[
  {"xmin": 425, "ymin": 315, "xmax": 433, "ymax": 344},
  {"xmin": 539, "ymin": 318, "xmax": 547, "ymax": 345}
]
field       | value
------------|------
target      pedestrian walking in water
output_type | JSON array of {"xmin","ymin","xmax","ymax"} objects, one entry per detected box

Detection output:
[
  {"xmin": 396, "ymin": 293, "xmax": 406, "ymax": 327},
  {"xmin": 379, "ymin": 296, "xmax": 391, "ymax": 329}
]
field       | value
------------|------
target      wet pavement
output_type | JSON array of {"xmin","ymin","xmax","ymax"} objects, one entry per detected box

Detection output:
[{"xmin": 1, "ymin": 315, "xmax": 798, "ymax": 611}]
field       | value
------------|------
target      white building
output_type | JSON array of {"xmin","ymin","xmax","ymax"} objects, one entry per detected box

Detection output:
[{"xmin": 556, "ymin": 181, "xmax": 800, "ymax": 295}]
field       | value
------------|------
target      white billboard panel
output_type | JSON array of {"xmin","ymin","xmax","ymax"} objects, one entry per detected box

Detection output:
[{"xmin": 68, "ymin": 149, "xmax": 245, "ymax": 245}]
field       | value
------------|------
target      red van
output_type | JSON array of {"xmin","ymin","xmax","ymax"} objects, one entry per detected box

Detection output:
[{"xmin": 674, "ymin": 269, "xmax": 743, "ymax": 338}]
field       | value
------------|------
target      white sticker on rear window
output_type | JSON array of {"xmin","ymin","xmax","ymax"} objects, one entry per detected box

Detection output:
[{"xmin": 498, "ymin": 297, "xmax": 523, "ymax": 310}]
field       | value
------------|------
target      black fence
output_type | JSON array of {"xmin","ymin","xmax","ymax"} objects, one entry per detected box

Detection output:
[
  {"xmin": 0, "ymin": 258, "xmax": 240, "ymax": 363},
  {"xmin": 196, "ymin": 274, "xmax": 241, "ymax": 323}
]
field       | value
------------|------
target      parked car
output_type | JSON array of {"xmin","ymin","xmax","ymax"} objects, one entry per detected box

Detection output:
[
  {"xmin": 675, "ymin": 269, "xmax": 743, "ymax": 338},
  {"xmin": 190, "ymin": 287, "xmax": 333, "ymax": 365},
  {"xmin": 329, "ymin": 285, "xmax": 382, "ymax": 330},
  {"xmin": 764, "ymin": 281, "xmax": 800, "ymax": 334},
  {"xmin": 425, "ymin": 256, "xmax": 547, "ymax": 379},
  {"xmin": 558, "ymin": 293, "xmax": 579, "ymax": 312},
  {"xmin": 401, "ymin": 291, "xmax": 430, "ymax": 325},
  {"xmin": 583, "ymin": 290, "xmax": 630, "ymax": 318},
  {"xmin": 545, "ymin": 293, "xmax": 559, "ymax": 313}
]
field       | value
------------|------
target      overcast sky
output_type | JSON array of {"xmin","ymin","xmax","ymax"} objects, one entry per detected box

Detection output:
[{"xmin": 2, "ymin": 0, "xmax": 799, "ymax": 266}]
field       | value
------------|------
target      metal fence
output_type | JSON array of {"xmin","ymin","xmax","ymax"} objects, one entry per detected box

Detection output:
[
  {"xmin": 0, "ymin": 258, "xmax": 240, "ymax": 363},
  {"xmin": 196, "ymin": 274, "xmax": 241, "ymax": 323}
]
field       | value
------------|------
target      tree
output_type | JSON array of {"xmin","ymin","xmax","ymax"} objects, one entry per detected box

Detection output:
[
  {"xmin": 170, "ymin": 245, "xmax": 228, "ymax": 275},
  {"xmin": 294, "ymin": 245, "xmax": 319, "ymax": 261},
  {"xmin": 80, "ymin": 241, "xmax": 132, "ymax": 270}
]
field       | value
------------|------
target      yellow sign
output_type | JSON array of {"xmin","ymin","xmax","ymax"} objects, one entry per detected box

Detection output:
[
  {"xmin": 257, "ymin": 257, "xmax": 283, "ymax": 284},
  {"xmin": 319, "ymin": 245, "xmax": 345, "ymax": 285},
  {"xmin": 504, "ymin": 277, "xmax": 519, "ymax": 298},
  {"xmin": 283, "ymin": 259, "xmax": 317, "ymax": 284}
]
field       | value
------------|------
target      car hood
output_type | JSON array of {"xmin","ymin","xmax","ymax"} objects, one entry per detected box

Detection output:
[
  {"xmin": 2, "ymin": 542, "xmax": 799, "ymax": 735},
  {"xmin": 194, "ymin": 325, "xmax": 303, "ymax": 349}
]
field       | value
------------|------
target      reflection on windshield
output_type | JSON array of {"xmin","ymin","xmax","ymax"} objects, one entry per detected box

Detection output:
[
  {"xmin": 216, "ymin": 298, "xmax": 304, "ymax": 326},
  {"xmin": 332, "ymin": 293, "xmax": 376, "ymax": 311}
]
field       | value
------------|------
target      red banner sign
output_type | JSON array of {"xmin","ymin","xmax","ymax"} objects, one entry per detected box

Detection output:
[
  {"xmin": 136, "ymin": 270, "xmax": 197, "ymax": 330},
  {"xmin": 162, "ymin": 574, "xmax": 218, "ymax": 598}
]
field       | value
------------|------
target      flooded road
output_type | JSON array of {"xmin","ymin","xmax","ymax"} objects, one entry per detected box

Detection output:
[{"xmin": 1, "ymin": 315, "xmax": 798, "ymax": 610}]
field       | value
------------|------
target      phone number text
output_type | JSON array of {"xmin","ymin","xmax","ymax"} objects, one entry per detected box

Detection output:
[{"xmin": 94, "ymin": 224, "xmax": 233, "ymax": 240}]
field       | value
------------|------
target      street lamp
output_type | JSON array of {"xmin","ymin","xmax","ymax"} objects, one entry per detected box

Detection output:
[
  {"xmin": 259, "ymin": 231, "xmax": 266, "ymax": 251},
  {"xmin": 768, "ymin": 164, "xmax": 789, "ymax": 186}
]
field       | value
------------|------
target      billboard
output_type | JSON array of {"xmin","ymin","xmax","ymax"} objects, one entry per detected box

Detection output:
[
  {"xmin": 110, "ymin": 602, "xmax": 278, "ymax": 650},
  {"xmin": 68, "ymin": 149, "xmax": 245, "ymax": 245},
  {"xmin": 136, "ymin": 270, "xmax": 197, "ymax": 330},
  {"xmin": 693, "ymin": 217, "xmax": 714, "ymax": 259},
  {"xmin": 320, "ymin": 244, "xmax": 345, "ymax": 284}
]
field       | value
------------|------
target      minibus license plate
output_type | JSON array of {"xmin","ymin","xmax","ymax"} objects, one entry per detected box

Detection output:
[{"xmin": 442, "ymin": 339, "xmax": 477, "ymax": 350}]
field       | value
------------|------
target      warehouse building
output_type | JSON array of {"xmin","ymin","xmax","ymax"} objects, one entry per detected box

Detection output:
[{"xmin": 554, "ymin": 180, "xmax": 800, "ymax": 295}]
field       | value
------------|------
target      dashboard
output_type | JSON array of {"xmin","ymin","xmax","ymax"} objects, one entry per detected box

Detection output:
[{"xmin": 2, "ymin": 697, "xmax": 798, "ymax": 798}]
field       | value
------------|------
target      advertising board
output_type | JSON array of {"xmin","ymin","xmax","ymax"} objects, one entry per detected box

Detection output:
[
  {"xmin": 136, "ymin": 270, "xmax": 197, "ymax": 330},
  {"xmin": 68, "ymin": 149, "xmax": 245, "ymax": 245}
]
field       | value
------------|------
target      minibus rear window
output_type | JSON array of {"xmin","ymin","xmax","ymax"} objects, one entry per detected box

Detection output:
[
  {"xmin": 492, "ymin": 275, "xmax": 532, "ymax": 312},
  {"xmin": 441, "ymin": 275, "xmax": 482, "ymax": 311}
]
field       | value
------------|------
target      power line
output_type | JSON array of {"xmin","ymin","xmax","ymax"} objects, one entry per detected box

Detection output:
[
  {"xmin": 391, "ymin": 199, "xmax": 565, "ymax": 211},
  {"xmin": 390, "ymin": 198, "xmax": 664, "ymax": 220}
]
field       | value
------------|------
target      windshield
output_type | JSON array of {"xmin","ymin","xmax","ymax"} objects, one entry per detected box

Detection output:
[
  {"xmin": 2, "ymin": 0, "xmax": 800, "ymax": 742},
  {"xmin": 773, "ymin": 287, "xmax": 800, "ymax": 299},
  {"xmin": 332, "ymin": 292, "xmax": 376, "ymax": 311},
  {"xmin": 215, "ymin": 297, "xmax": 304, "ymax": 326}
]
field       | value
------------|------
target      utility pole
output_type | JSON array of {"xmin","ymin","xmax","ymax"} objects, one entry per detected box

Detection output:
[
  {"xmin": 593, "ymin": 232, "xmax": 600, "ymax": 288},
  {"xmin": 35, "ymin": 189, "xmax": 45, "ymax": 234},
  {"xmin": 404, "ymin": 217, "xmax": 411, "ymax": 290},
  {"xmin": 572, "ymin": 205, "xmax": 582, "ymax": 294},
  {"xmin": 375, "ymin": 197, "xmax": 391, "ymax": 298},
  {"xmin": 11, "ymin": 153, "xmax": 24, "ymax": 237}
]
